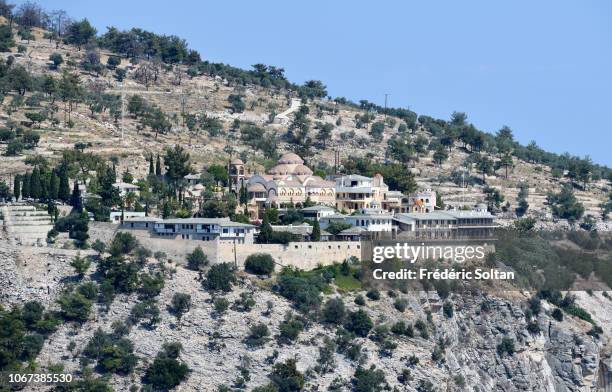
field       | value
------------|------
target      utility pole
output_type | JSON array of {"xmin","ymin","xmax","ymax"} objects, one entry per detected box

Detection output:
[
  {"xmin": 120, "ymin": 83, "xmax": 125, "ymax": 140},
  {"xmin": 462, "ymin": 171, "xmax": 465, "ymax": 206},
  {"xmin": 383, "ymin": 94, "xmax": 389, "ymax": 122}
]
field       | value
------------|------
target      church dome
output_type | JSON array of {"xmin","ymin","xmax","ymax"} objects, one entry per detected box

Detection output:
[
  {"xmin": 269, "ymin": 163, "xmax": 313, "ymax": 176},
  {"xmin": 278, "ymin": 153, "xmax": 304, "ymax": 164}
]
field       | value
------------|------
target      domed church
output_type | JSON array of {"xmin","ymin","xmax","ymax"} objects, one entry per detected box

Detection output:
[{"xmin": 245, "ymin": 153, "xmax": 336, "ymax": 215}]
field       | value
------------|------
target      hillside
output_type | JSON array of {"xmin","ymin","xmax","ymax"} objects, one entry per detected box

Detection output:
[
  {"xmin": 0, "ymin": 21, "xmax": 610, "ymax": 226},
  {"xmin": 1, "ymin": 9, "xmax": 612, "ymax": 392}
]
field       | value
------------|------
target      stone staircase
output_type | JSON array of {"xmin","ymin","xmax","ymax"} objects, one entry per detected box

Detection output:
[{"xmin": 1, "ymin": 204, "xmax": 53, "ymax": 246}]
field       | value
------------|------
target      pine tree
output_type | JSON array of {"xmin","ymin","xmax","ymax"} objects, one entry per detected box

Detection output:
[
  {"xmin": 155, "ymin": 154, "xmax": 162, "ymax": 176},
  {"xmin": 21, "ymin": 172, "xmax": 31, "ymax": 199},
  {"xmin": 70, "ymin": 212, "xmax": 89, "ymax": 249},
  {"xmin": 71, "ymin": 180, "xmax": 82, "ymax": 212},
  {"xmin": 149, "ymin": 154, "xmax": 154, "ymax": 175},
  {"xmin": 311, "ymin": 220, "xmax": 321, "ymax": 242},
  {"xmin": 30, "ymin": 167, "xmax": 41, "ymax": 200},
  {"xmin": 13, "ymin": 175, "xmax": 20, "ymax": 201}
]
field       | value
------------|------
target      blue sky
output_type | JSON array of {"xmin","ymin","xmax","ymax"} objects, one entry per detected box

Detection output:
[{"xmin": 31, "ymin": 0, "xmax": 612, "ymax": 166}]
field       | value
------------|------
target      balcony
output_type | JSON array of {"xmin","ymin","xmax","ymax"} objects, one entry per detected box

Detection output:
[{"xmin": 154, "ymin": 228, "xmax": 176, "ymax": 234}]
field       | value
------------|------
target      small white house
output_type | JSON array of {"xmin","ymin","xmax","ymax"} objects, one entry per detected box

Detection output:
[
  {"xmin": 112, "ymin": 182, "xmax": 140, "ymax": 197},
  {"xmin": 109, "ymin": 211, "xmax": 146, "ymax": 224},
  {"xmin": 300, "ymin": 205, "xmax": 336, "ymax": 221}
]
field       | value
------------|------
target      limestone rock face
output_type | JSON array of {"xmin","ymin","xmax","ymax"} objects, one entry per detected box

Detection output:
[{"xmin": 2, "ymin": 236, "xmax": 612, "ymax": 391}]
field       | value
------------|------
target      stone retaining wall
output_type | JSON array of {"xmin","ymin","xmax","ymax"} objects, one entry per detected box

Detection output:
[{"xmin": 91, "ymin": 223, "xmax": 361, "ymax": 269}]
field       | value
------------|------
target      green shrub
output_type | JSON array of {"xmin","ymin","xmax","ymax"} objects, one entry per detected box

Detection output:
[
  {"xmin": 526, "ymin": 322, "xmax": 541, "ymax": 334},
  {"xmin": 408, "ymin": 354, "xmax": 419, "ymax": 366},
  {"xmin": 278, "ymin": 316, "xmax": 304, "ymax": 344},
  {"xmin": 497, "ymin": 337, "xmax": 515, "ymax": 356},
  {"xmin": 213, "ymin": 297, "xmax": 229, "ymax": 314},
  {"xmin": 233, "ymin": 292, "xmax": 256, "ymax": 312},
  {"xmin": 352, "ymin": 365, "xmax": 386, "ymax": 392},
  {"xmin": 393, "ymin": 298, "xmax": 408, "ymax": 312},
  {"xmin": 276, "ymin": 271, "xmax": 324, "ymax": 312},
  {"xmin": 414, "ymin": 319, "xmax": 428, "ymax": 339},
  {"xmin": 82, "ymin": 328, "xmax": 138, "ymax": 375},
  {"xmin": 110, "ymin": 232, "xmax": 138, "ymax": 256},
  {"xmin": 142, "ymin": 343, "xmax": 190, "ymax": 390},
  {"xmin": 269, "ymin": 358, "xmax": 304, "ymax": 392},
  {"xmin": 20, "ymin": 333, "xmax": 44, "ymax": 361},
  {"xmin": 442, "ymin": 302, "xmax": 454, "ymax": 318},
  {"xmin": 564, "ymin": 305, "xmax": 594, "ymax": 324},
  {"xmin": 129, "ymin": 300, "xmax": 160, "ymax": 328},
  {"xmin": 370, "ymin": 324, "xmax": 389, "ymax": 343},
  {"xmin": 169, "ymin": 293, "xmax": 191, "ymax": 322},
  {"xmin": 76, "ymin": 282, "xmax": 98, "ymax": 301},
  {"xmin": 528, "ymin": 296, "xmax": 541, "ymax": 315},
  {"xmin": 245, "ymin": 323, "xmax": 270, "ymax": 347},
  {"xmin": 57, "ymin": 292, "xmax": 92, "ymax": 322},
  {"xmin": 203, "ymin": 263, "xmax": 236, "ymax": 292},
  {"xmin": 354, "ymin": 294, "xmax": 365, "ymax": 306},
  {"xmin": 365, "ymin": 289, "xmax": 380, "ymax": 300},
  {"xmin": 244, "ymin": 253, "xmax": 275, "ymax": 275},
  {"xmin": 345, "ymin": 310, "xmax": 373, "ymax": 337},
  {"xmin": 186, "ymin": 246, "xmax": 208, "ymax": 271},
  {"xmin": 139, "ymin": 272, "xmax": 165, "ymax": 299},
  {"xmin": 587, "ymin": 325, "xmax": 603, "ymax": 339},
  {"xmin": 391, "ymin": 321, "xmax": 407, "ymax": 335},
  {"xmin": 551, "ymin": 308, "xmax": 563, "ymax": 321},
  {"xmin": 322, "ymin": 297, "xmax": 346, "ymax": 324}
]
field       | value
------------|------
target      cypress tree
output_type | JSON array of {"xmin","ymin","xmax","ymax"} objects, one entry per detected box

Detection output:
[
  {"xmin": 58, "ymin": 167, "xmax": 70, "ymax": 202},
  {"xmin": 162, "ymin": 201, "xmax": 172, "ymax": 218},
  {"xmin": 47, "ymin": 199, "xmax": 56, "ymax": 220},
  {"xmin": 49, "ymin": 170, "xmax": 59, "ymax": 200},
  {"xmin": 149, "ymin": 154, "xmax": 154, "ymax": 175},
  {"xmin": 99, "ymin": 165, "xmax": 120, "ymax": 207},
  {"xmin": 13, "ymin": 175, "xmax": 20, "ymax": 201},
  {"xmin": 39, "ymin": 168, "xmax": 49, "ymax": 200},
  {"xmin": 155, "ymin": 154, "xmax": 162, "ymax": 176},
  {"xmin": 239, "ymin": 182, "xmax": 248, "ymax": 205},
  {"xmin": 71, "ymin": 180, "xmax": 82, "ymax": 212},
  {"xmin": 30, "ymin": 168, "xmax": 41, "ymax": 200},
  {"xmin": 311, "ymin": 220, "xmax": 321, "ymax": 242},
  {"xmin": 258, "ymin": 213, "xmax": 272, "ymax": 244},
  {"xmin": 21, "ymin": 172, "xmax": 30, "ymax": 199}
]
